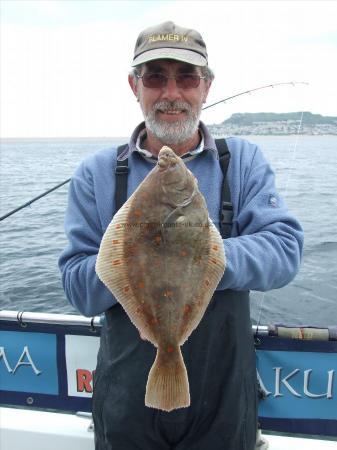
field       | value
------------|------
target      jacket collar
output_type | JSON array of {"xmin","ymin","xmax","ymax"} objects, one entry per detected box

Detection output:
[{"xmin": 117, "ymin": 121, "xmax": 218, "ymax": 161}]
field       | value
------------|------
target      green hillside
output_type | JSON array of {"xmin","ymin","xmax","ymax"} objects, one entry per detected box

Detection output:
[{"xmin": 223, "ymin": 112, "xmax": 337, "ymax": 125}]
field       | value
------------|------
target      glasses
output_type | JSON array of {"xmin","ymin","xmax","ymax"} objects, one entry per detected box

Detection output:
[{"xmin": 136, "ymin": 72, "xmax": 206, "ymax": 89}]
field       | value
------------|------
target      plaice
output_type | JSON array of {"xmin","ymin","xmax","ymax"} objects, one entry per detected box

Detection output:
[{"xmin": 96, "ymin": 146, "xmax": 225, "ymax": 412}]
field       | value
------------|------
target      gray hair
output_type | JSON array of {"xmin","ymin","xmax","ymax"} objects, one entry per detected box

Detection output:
[
  {"xmin": 130, "ymin": 64, "xmax": 214, "ymax": 82},
  {"xmin": 200, "ymin": 65, "xmax": 215, "ymax": 82}
]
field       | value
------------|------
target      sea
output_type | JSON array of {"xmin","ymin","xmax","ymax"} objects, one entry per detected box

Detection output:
[{"xmin": 0, "ymin": 135, "xmax": 336, "ymax": 327}]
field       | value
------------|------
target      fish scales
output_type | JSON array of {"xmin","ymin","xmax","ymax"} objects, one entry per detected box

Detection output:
[{"xmin": 96, "ymin": 146, "xmax": 225, "ymax": 411}]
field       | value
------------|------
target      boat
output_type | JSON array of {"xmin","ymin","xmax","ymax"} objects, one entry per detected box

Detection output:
[{"xmin": 1, "ymin": 310, "xmax": 336, "ymax": 449}]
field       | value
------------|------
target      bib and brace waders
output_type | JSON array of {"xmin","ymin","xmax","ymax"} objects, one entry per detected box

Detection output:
[{"xmin": 92, "ymin": 140, "xmax": 258, "ymax": 450}]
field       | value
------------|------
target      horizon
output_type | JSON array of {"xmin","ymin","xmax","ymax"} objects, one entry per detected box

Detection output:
[{"xmin": 1, "ymin": 109, "xmax": 336, "ymax": 140}]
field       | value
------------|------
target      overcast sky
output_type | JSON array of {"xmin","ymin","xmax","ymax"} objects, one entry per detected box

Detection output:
[{"xmin": 1, "ymin": 0, "xmax": 336, "ymax": 138}]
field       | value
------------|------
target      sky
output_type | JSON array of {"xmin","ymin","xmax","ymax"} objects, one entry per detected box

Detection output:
[{"xmin": 1, "ymin": 0, "xmax": 337, "ymax": 138}]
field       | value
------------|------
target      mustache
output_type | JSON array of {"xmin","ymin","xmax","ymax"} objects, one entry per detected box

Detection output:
[{"xmin": 153, "ymin": 101, "xmax": 192, "ymax": 113}]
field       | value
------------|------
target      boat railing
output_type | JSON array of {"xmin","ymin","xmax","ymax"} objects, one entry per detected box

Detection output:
[
  {"xmin": 2, "ymin": 309, "xmax": 337, "ymax": 340},
  {"xmin": 0, "ymin": 310, "xmax": 102, "ymax": 328}
]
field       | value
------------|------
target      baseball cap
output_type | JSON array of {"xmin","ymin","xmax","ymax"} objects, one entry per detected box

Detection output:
[{"xmin": 132, "ymin": 21, "xmax": 208, "ymax": 67}]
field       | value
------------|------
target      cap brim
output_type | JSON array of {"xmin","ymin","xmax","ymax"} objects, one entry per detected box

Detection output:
[{"xmin": 132, "ymin": 48, "xmax": 207, "ymax": 67}]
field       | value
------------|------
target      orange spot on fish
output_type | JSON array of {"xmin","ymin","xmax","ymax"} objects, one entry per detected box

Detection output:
[
  {"xmin": 180, "ymin": 250, "xmax": 187, "ymax": 257},
  {"xmin": 167, "ymin": 346, "xmax": 174, "ymax": 353},
  {"xmin": 184, "ymin": 304, "xmax": 192, "ymax": 314},
  {"xmin": 154, "ymin": 235, "xmax": 161, "ymax": 245},
  {"xmin": 115, "ymin": 224, "xmax": 121, "ymax": 229},
  {"xmin": 124, "ymin": 286, "xmax": 130, "ymax": 293},
  {"xmin": 212, "ymin": 245, "xmax": 219, "ymax": 251},
  {"xmin": 211, "ymin": 258, "xmax": 217, "ymax": 264},
  {"xmin": 138, "ymin": 281, "xmax": 145, "ymax": 289},
  {"xmin": 150, "ymin": 317, "xmax": 159, "ymax": 325},
  {"xmin": 134, "ymin": 210, "xmax": 142, "ymax": 217},
  {"xmin": 112, "ymin": 259, "xmax": 121, "ymax": 266},
  {"xmin": 205, "ymin": 280, "xmax": 210, "ymax": 287},
  {"xmin": 112, "ymin": 240, "xmax": 119, "ymax": 244}
]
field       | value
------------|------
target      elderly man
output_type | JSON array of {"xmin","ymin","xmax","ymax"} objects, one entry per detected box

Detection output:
[{"xmin": 59, "ymin": 21, "xmax": 303, "ymax": 450}]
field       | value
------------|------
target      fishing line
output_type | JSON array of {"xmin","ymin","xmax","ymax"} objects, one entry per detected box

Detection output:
[
  {"xmin": 255, "ymin": 109, "xmax": 306, "ymax": 337},
  {"xmin": 283, "ymin": 111, "xmax": 304, "ymax": 197}
]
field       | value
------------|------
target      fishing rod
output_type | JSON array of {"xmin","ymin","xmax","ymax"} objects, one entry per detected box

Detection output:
[
  {"xmin": 0, "ymin": 178, "xmax": 71, "ymax": 222},
  {"xmin": 202, "ymin": 81, "xmax": 309, "ymax": 111},
  {"xmin": 0, "ymin": 81, "xmax": 309, "ymax": 222}
]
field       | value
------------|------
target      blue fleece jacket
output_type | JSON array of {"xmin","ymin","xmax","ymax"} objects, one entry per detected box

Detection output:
[{"xmin": 58, "ymin": 122, "xmax": 303, "ymax": 317}]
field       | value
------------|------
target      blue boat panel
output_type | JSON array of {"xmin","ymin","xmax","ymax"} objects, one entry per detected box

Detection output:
[
  {"xmin": 0, "ymin": 331, "xmax": 58, "ymax": 395},
  {"xmin": 0, "ymin": 320, "xmax": 336, "ymax": 436}
]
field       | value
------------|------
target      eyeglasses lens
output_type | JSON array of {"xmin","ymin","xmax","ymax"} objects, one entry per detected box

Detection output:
[{"xmin": 142, "ymin": 73, "xmax": 200, "ymax": 89}]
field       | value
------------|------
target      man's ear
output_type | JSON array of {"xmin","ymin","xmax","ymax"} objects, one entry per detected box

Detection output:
[
  {"xmin": 203, "ymin": 80, "xmax": 212, "ymax": 103},
  {"xmin": 128, "ymin": 74, "xmax": 139, "ymax": 99}
]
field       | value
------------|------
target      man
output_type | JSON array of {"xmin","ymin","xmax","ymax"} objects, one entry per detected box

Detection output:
[{"xmin": 59, "ymin": 21, "xmax": 303, "ymax": 450}]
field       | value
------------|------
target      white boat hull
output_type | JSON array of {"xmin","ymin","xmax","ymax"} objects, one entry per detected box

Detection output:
[{"xmin": 1, "ymin": 407, "xmax": 336, "ymax": 450}]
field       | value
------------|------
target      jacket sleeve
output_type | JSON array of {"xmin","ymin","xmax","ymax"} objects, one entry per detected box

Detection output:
[
  {"xmin": 217, "ymin": 142, "xmax": 304, "ymax": 292},
  {"xmin": 58, "ymin": 157, "xmax": 118, "ymax": 317}
]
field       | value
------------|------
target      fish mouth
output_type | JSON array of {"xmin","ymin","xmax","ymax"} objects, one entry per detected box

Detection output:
[
  {"xmin": 158, "ymin": 158, "xmax": 169, "ymax": 170},
  {"xmin": 158, "ymin": 147, "xmax": 178, "ymax": 170}
]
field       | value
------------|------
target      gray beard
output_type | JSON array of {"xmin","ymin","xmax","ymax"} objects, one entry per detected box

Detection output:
[{"xmin": 142, "ymin": 100, "xmax": 201, "ymax": 146}]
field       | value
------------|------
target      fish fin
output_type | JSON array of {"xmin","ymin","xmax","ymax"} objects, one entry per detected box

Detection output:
[
  {"xmin": 201, "ymin": 220, "xmax": 226, "ymax": 295},
  {"xmin": 95, "ymin": 201, "xmax": 130, "ymax": 287},
  {"xmin": 96, "ymin": 200, "xmax": 157, "ymax": 344},
  {"xmin": 145, "ymin": 345, "xmax": 190, "ymax": 412},
  {"xmin": 207, "ymin": 219, "xmax": 226, "ymax": 274}
]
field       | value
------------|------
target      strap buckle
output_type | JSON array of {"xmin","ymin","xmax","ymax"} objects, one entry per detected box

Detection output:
[
  {"xmin": 221, "ymin": 201, "xmax": 233, "ymax": 225},
  {"xmin": 115, "ymin": 165, "xmax": 129, "ymax": 175}
]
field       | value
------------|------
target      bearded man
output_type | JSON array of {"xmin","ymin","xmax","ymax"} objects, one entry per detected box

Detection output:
[{"xmin": 59, "ymin": 21, "xmax": 303, "ymax": 450}]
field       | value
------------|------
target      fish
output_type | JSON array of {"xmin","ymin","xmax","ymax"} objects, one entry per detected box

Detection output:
[{"xmin": 96, "ymin": 146, "xmax": 225, "ymax": 412}]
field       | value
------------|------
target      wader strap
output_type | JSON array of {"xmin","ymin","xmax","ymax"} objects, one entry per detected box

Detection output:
[
  {"xmin": 115, "ymin": 145, "xmax": 129, "ymax": 212},
  {"xmin": 215, "ymin": 138, "xmax": 233, "ymax": 239}
]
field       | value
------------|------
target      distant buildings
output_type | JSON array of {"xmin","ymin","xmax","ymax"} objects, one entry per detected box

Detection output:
[{"xmin": 207, "ymin": 112, "xmax": 337, "ymax": 136}]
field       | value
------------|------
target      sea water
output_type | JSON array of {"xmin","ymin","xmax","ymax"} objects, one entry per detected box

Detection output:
[{"xmin": 0, "ymin": 135, "xmax": 336, "ymax": 327}]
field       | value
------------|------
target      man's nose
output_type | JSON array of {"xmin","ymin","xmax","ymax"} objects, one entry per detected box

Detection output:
[{"xmin": 161, "ymin": 77, "xmax": 182, "ymax": 101}]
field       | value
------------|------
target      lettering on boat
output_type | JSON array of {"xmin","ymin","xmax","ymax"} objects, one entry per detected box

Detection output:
[
  {"xmin": 0, "ymin": 346, "xmax": 42, "ymax": 375},
  {"xmin": 76, "ymin": 369, "xmax": 95, "ymax": 393},
  {"xmin": 257, "ymin": 367, "xmax": 335, "ymax": 399}
]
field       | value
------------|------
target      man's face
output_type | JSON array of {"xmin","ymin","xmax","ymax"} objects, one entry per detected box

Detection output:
[{"xmin": 129, "ymin": 59, "xmax": 212, "ymax": 145}]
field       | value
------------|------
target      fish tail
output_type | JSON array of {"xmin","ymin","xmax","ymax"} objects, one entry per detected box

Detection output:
[{"xmin": 145, "ymin": 345, "xmax": 190, "ymax": 412}]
